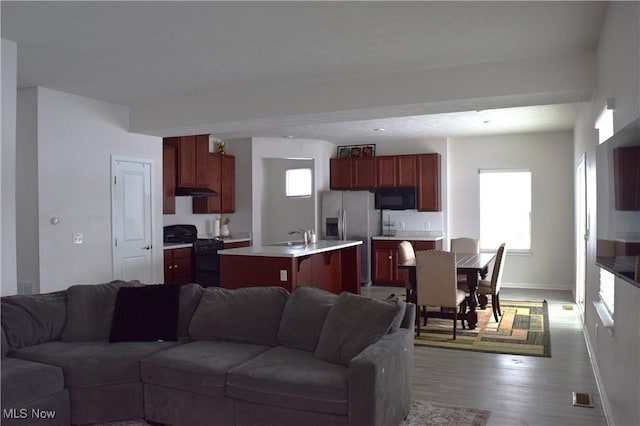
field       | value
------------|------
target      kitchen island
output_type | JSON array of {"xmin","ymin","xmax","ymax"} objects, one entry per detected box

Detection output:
[{"xmin": 218, "ymin": 240, "xmax": 362, "ymax": 294}]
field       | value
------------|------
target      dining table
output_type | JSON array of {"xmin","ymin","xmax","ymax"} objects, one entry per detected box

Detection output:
[{"xmin": 397, "ymin": 252, "xmax": 496, "ymax": 330}]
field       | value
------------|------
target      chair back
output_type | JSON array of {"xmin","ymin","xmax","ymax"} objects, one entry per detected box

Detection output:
[
  {"xmin": 397, "ymin": 241, "xmax": 415, "ymax": 264},
  {"xmin": 491, "ymin": 243, "xmax": 507, "ymax": 292},
  {"xmin": 415, "ymin": 250, "xmax": 457, "ymax": 308},
  {"xmin": 450, "ymin": 237, "xmax": 480, "ymax": 254}
]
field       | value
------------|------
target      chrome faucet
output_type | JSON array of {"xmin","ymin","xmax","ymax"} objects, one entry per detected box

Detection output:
[{"xmin": 289, "ymin": 229, "xmax": 309, "ymax": 244}]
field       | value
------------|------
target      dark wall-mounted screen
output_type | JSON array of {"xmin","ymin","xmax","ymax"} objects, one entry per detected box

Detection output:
[{"xmin": 596, "ymin": 117, "xmax": 640, "ymax": 288}]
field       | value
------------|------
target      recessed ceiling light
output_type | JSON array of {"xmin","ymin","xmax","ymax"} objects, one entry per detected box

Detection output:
[
  {"xmin": 284, "ymin": 135, "xmax": 294, "ymax": 138},
  {"xmin": 373, "ymin": 128, "xmax": 385, "ymax": 132},
  {"xmin": 483, "ymin": 120, "xmax": 491, "ymax": 124}
]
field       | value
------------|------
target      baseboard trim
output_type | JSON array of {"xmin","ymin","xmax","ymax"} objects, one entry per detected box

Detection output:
[
  {"xmin": 583, "ymin": 325, "xmax": 615, "ymax": 426},
  {"xmin": 501, "ymin": 282, "xmax": 573, "ymax": 291}
]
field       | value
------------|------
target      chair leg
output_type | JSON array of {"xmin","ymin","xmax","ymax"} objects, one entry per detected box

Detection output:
[
  {"xmin": 478, "ymin": 294, "xmax": 488, "ymax": 309},
  {"xmin": 491, "ymin": 294, "xmax": 499, "ymax": 323},
  {"xmin": 453, "ymin": 311, "xmax": 457, "ymax": 340},
  {"xmin": 496, "ymin": 292, "xmax": 502, "ymax": 316}
]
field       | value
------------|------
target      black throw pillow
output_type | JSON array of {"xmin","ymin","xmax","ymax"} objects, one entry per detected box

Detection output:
[{"xmin": 110, "ymin": 284, "xmax": 180, "ymax": 342}]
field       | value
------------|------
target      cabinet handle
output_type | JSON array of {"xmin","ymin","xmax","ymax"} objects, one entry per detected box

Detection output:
[
  {"xmin": 174, "ymin": 264, "xmax": 178, "ymax": 269},
  {"xmin": 168, "ymin": 265, "xmax": 173, "ymax": 269},
  {"xmin": 388, "ymin": 256, "xmax": 392, "ymax": 260}
]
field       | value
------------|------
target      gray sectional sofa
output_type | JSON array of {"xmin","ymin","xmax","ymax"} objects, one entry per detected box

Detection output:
[{"xmin": 1, "ymin": 280, "xmax": 415, "ymax": 426}]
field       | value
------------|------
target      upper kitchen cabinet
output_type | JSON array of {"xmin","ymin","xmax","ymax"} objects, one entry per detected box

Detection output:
[
  {"xmin": 193, "ymin": 154, "xmax": 235, "ymax": 214},
  {"xmin": 614, "ymin": 146, "xmax": 640, "ymax": 210},
  {"xmin": 416, "ymin": 153, "xmax": 441, "ymax": 211},
  {"xmin": 163, "ymin": 144, "xmax": 176, "ymax": 214},
  {"xmin": 163, "ymin": 134, "xmax": 212, "ymax": 190},
  {"xmin": 330, "ymin": 157, "xmax": 376, "ymax": 190},
  {"xmin": 376, "ymin": 155, "xmax": 417, "ymax": 188}
]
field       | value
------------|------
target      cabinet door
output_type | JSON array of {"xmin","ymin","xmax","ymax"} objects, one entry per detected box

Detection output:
[
  {"xmin": 417, "ymin": 153, "xmax": 441, "ymax": 211},
  {"xmin": 330, "ymin": 158, "xmax": 353, "ymax": 190},
  {"xmin": 373, "ymin": 246, "xmax": 394, "ymax": 284},
  {"xmin": 397, "ymin": 155, "xmax": 417, "ymax": 187},
  {"xmin": 614, "ymin": 146, "xmax": 640, "ymax": 210},
  {"xmin": 176, "ymin": 135, "xmax": 197, "ymax": 187},
  {"xmin": 377, "ymin": 156, "xmax": 397, "ymax": 188},
  {"xmin": 164, "ymin": 250, "xmax": 174, "ymax": 282},
  {"xmin": 221, "ymin": 154, "xmax": 235, "ymax": 213},
  {"xmin": 172, "ymin": 248, "xmax": 193, "ymax": 285},
  {"xmin": 195, "ymin": 134, "xmax": 213, "ymax": 188},
  {"xmin": 163, "ymin": 144, "xmax": 176, "ymax": 214},
  {"xmin": 353, "ymin": 157, "xmax": 377, "ymax": 190}
]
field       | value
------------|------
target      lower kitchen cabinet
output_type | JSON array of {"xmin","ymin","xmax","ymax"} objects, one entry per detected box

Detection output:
[
  {"xmin": 371, "ymin": 239, "xmax": 442, "ymax": 286},
  {"xmin": 164, "ymin": 247, "xmax": 192, "ymax": 285},
  {"xmin": 223, "ymin": 240, "xmax": 251, "ymax": 249}
]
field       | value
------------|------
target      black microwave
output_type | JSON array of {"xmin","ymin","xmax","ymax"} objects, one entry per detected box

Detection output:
[{"xmin": 375, "ymin": 188, "xmax": 417, "ymax": 210}]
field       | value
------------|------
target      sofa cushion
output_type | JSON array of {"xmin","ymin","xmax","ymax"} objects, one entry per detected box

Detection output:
[
  {"xmin": 142, "ymin": 341, "xmax": 270, "ymax": 397},
  {"xmin": 110, "ymin": 285, "xmax": 180, "ymax": 342},
  {"xmin": 177, "ymin": 283, "xmax": 203, "ymax": 338},
  {"xmin": 278, "ymin": 286, "xmax": 337, "ymax": 352},
  {"xmin": 1, "ymin": 290, "xmax": 67, "ymax": 349},
  {"xmin": 10, "ymin": 340, "xmax": 182, "ymax": 388},
  {"xmin": 314, "ymin": 292, "xmax": 400, "ymax": 366},
  {"xmin": 1, "ymin": 357, "xmax": 65, "ymax": 407},
  {"xmin": 189, "ymin": 286, "xmax": 289, "ymax": 346},
  {"xmin": 62, "ymin": 280, "xmax": 141, "ymax": 342},
  {"xmin": 1, "ymin": 326, "xmax": 8, "ymax": 357},
  {"xmin": 227, "ymin": 346, "xmax": 349, "ymax": 415}
]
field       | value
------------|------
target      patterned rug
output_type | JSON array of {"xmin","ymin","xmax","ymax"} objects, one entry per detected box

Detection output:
[
  {"xmin": 414, "ymin": 300, "xmax": 551, "ymax": 357},
  {"xmin": 402, "ymin": 400, "xmax": 491, "ymax": 426},
  {"xmin": 92, "ymin": 400, "xmax": 491, "ymax": 426}
]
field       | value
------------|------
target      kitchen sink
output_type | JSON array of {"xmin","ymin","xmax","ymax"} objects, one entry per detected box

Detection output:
[{"xmin": 270, "ymin": 241, "xmax": 307, "ymax": 247}]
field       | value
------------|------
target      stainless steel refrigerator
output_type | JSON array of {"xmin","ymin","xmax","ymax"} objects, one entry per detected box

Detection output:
[{"xmin": 321, "ymin": 190, "xmax": 380, "ymax": 285}]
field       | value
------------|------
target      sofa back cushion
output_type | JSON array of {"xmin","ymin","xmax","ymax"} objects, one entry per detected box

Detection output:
[
  {"xmin": 1, "ymin": 290, "xmax": 67, "ymax": 349},
  {"xmin": 1, "ymin": 326, "xmax": 9, "ymax": 357},
  {"xmin": 177, "ymin": 283, "xmax": 203, "ymax": 338},
  {"xmin": 189, "ymin": 286, "xmax": 288, "ymax": 346},
  {"xmin": 277, "ymin": 286, "xmax": 337, "ymax": 352},
  {"xmin": 62, "ymin": 280, "xmax": 141, "ymax": 342},
  {"xmin": 314, "ymin": 291, "xmax": 400, "ymax": 366}
]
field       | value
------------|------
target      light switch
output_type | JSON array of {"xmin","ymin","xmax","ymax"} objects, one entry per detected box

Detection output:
[
  {"xmin": 73, "ymin": 233, "xmax": 83, "ymax": 245},
  {"xmin": 279, "ymin": 270, "xmax": 287, "ymax": 281}
]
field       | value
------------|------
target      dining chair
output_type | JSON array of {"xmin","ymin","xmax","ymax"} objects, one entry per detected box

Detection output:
[
  {"xmin": 451, "ymin": 237, "xmax": 480, "ymax": 287},
  {"xmin": 415, "ymin": 250, "xmax": 467, "ymax": 339},
  {"xmin": 476, "ymin": 243, "xmax": 507, "ymax": 322},
  {"xmin": 397, "ymin": 241, "xmax": 415, "ymax": 303}
]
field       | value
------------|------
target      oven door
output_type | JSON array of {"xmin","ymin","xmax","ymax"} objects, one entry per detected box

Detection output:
[{"xmin": 192, "ymin": 244, "xmax": 222, "ymax": 287}]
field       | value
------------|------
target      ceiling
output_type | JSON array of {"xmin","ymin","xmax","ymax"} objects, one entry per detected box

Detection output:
[{"xmin": 2, "ymin": 1, "xmax": 608, "ymax": 143}]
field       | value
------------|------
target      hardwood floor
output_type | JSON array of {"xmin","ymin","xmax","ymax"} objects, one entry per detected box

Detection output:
[{"xmin": 361, "ymin": 286, "xmax": 608, "ymax": 426}]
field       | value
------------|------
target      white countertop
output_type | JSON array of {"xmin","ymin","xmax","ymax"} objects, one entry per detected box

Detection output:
[
  {"xmin": 163, "ymin": 236, "xmax": 251, "ymax": 250},
  {"xmin": 218, "ymin": 240, "xmax": 362, "ymax": 258}
]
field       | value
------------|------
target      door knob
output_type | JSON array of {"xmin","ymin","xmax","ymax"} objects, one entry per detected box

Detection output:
[{"xmin": 142, "ymin": 244, "xmax": 152, "ymax": 250}]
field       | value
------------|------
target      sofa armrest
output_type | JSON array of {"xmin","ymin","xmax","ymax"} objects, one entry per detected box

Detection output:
[{"xmin": 348, "ymin": 327, "xmax": 413, "ymax": 426}]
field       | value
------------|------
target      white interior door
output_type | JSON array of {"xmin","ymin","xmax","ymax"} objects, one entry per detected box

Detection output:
[
  {"xmin": 112, "ymin": 158, "xmax": 153, "ymax": 282},
  {"xmin": 576, "ymin": 154, "xmax": 588, "ymax": 316}
]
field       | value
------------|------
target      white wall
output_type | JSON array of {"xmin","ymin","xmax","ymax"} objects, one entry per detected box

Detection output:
[
  {"xmin": 262, "ymin": 158, "xmax": 315, "ymax": 244},
  {"xmin": 251, "ymin": 137, "xmax": 333, "ymax": 246},
  {"xmin": 449, "ymin": 132, "xmax": 574, "ymax": 289},
  {"xmin": 16, "ymin": 87, "xmax": 163, "ymax": 293},
  {"xmin": 1, "ymin": 39, "xmax": 17, "ymax": 295},
  {"xmin": 575, "ymin": 3, "xmax": 640, "ymax": 426}
]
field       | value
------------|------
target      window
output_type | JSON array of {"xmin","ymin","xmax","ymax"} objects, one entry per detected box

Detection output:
[
  {"xmin": 286, "ymin": 168, "xmax": 312, "ymax": 197},
  {"xmin": 479, "ymin": 170, "xmax": 531, "ymax": 252}
]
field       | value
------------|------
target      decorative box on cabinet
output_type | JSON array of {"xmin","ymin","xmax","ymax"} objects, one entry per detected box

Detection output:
[{"xmin": 164, "ymin": 247, "xmax": 192, "ymax": 285}]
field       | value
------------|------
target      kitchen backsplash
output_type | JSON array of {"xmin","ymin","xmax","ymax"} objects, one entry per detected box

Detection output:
[{"xmin": 381, "ymin": 210, "xmax": 443, "ymax": 233}]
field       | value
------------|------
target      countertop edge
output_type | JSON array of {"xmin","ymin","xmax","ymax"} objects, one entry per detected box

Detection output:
[{"xmin": 218, "ymin": 240, "xmax": 362, "ymax": 258}]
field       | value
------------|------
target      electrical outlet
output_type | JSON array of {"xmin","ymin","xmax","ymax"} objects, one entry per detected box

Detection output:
[
  {"xmin": 279, "ymin": 270, "xmax": 287, "ymax": 282},
  {"xmin": 73, "ymin": 233, "xmax": 83, "ymax": 245}
]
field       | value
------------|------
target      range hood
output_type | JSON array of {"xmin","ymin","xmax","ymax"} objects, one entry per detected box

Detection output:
[{"xmin": 175, "ymin": 186, "xmax": 218, "ymax": 197}]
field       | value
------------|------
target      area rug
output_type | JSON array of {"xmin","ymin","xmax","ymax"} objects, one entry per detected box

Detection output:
[
  {"xmin": 402, "ymin": 400, "xmax": 491, "ymax": 426},
  {"xmin": 414, "ymin": 300, "xmax": 551, "ymax": 357},
  {"xmin": 92, "ymin": 400, "xmax": 491, "ymax": 426}
]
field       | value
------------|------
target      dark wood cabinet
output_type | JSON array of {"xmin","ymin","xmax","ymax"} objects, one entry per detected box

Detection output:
[
  {"xmin": 330, "ymin": 157, "xmax": 376, "ymax": 190},
  {"xmin": 164, "ymin": 135, "xmax": 198, "ymax": 188},
  {"xmin": 417, "ymin": 153, "xmax": 441, "ymax": 211},
  {"xmin": 295, "ymin": 251, "xmax": 342, "ymax": 294},
  {"xmin": 163, "ymin": 144, "xmax": 176, "ymax": 214},
  {"xmin": 164, "ymin": 247, "xmax": 192, "ymax": 285},
  {"xmin": 614, "ymin": 146, "xmax": 640, "ymax": 210},
  {"xmin": 377, "ymin": 155, "xmax": 417, "ymax": 188},
  {"xmin": 193, "ymin": 154, "xmax": 235, "ymax": 214},
  {"xmin": 223, "ymin": 240, "xmax": 250, "ymax": 249},
  {"xmin": 371, "ymin": 238, "xmax": 442, "ymax": 286}
]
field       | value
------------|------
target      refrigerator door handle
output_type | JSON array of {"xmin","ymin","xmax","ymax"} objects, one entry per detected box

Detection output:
[{"xmin": 342, "ymin": 209, "xmax": 347, "ymax": 240}]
